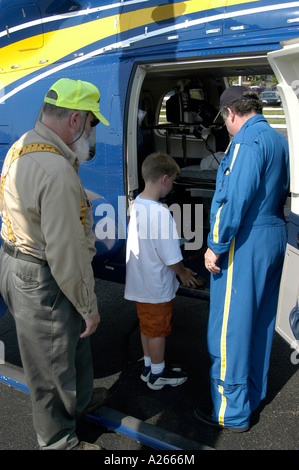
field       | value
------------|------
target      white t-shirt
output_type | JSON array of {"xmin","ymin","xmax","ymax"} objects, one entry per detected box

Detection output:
[{"xmin": 124, "ymin": 195, "xmax": 183, "ymax": 303}]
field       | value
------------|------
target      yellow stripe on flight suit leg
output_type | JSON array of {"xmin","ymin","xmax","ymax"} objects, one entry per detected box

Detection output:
[
  {"xmin": 218, "ymin": 385, "xmax": 226, "ymax": 425},
  {"xmin": 218, "ymin": 236, "xmax": 235, "ymax": 426},
  {"xmin": 210, "ymin": 142, "xmax": 240, "ymax": 425},
  {"xmin": 217, "ymin": 143, "xmax": 240, "ymax": 426}
]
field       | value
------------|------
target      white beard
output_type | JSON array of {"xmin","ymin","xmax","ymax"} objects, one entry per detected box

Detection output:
[{"xmin": 70, "ymin": 131, "xmax": 90, "ymax": 164}]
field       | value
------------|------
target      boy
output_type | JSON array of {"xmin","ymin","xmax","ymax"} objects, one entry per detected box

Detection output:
[{"xmin": 125, "ymin": 152, "xmax": 198, "ymax": 390}]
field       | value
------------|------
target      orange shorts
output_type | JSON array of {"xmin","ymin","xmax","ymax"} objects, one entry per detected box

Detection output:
[{"xmin": 136, "ymin": 300, "xmax": 174, "ymax": 338}]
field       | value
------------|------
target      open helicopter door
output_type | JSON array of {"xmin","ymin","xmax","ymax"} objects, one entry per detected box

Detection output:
[{"xmin": 267, "ymin": 39, "xmax": 299, "ymax": 353}]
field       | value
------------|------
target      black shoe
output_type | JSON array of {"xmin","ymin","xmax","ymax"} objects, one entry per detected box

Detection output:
[
  {"xmin": 194, "ymin": 407, "xmax": 249, "ymax": 433},
  {"xmin": 147, "ymin": 366, "xmax": 187, "ymax": 390},
  {"xmin": 140, "ymin": 365, "xmax": 151, "ymax": 383}
]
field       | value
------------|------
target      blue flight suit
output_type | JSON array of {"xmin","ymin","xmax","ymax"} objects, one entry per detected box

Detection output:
[{"xmin": 207, "ymin": 114, "xmax": 289, "ymax": 429}]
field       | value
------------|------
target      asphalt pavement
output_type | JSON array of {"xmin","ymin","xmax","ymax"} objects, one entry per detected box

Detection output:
[{"xmin": 0, "ymin": 278, "xmax": 298, "ymax": 453}]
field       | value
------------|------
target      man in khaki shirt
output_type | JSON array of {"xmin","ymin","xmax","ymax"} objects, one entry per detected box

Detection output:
[{"xmin": 0, "ymin": 78, "xmax": 109, "ymax": 450}]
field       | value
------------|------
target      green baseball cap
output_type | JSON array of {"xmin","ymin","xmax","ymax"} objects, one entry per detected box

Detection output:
[{"xmin": 44, "ymin": 78, "xmax": 109, "ymax": 126}]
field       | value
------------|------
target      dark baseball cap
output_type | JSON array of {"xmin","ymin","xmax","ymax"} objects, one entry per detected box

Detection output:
[{"xmin": 214, "ymin": 85, "xmax": 257, "ymax": 123}]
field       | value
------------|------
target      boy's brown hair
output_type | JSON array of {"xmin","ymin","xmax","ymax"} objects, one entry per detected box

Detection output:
[{"xmin": 141, "ymin": 152, "xmax": 180, "ymax": 183}]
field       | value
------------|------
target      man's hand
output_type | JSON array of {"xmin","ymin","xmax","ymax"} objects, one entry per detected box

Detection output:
[
  {"xmin": 80, "ymin": 313, "xmax": 100, "ymax": 338},
  {"xmin": 204, "ymin": 248, "xmax": 221, "ymax": 274}
]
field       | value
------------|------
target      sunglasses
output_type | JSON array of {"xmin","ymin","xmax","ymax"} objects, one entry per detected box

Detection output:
[
  {"xmin": 85, "ymin": 112, "xmax": 99, "ymax": 127},
  {"xmin": 90, "ymin": 117, "xmax": 99, "ymax": 127}
]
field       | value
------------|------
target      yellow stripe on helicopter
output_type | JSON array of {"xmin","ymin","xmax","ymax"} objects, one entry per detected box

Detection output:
[{"xmin": 0, "ymin": 0, "xmax": 257, "ymax": 91}]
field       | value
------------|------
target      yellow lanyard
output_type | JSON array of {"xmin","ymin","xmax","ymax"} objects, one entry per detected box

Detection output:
[{"xmin": 0, "ymin": 142, "xmax": 60, "ymax": 241}]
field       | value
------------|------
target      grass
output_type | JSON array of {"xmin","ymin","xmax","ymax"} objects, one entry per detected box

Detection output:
[
  {"xmin": 263, "ymin": 109, "xmax": 285, "ymax": 115},
  {"xmin": 158, "ymin": 106, "xmax": 286, "ymax": 125},
  {"xmin": 263, "ymin": 107, "xmax": 285, "ymax": 125}
]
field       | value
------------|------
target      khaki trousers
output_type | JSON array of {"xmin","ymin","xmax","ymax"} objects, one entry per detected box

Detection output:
[{"xmin": 0, "ymin": 248, "xmax": 94, "ymax": 449}]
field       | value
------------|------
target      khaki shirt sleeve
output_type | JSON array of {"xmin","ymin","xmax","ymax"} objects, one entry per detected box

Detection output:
[
  {"xmin": 39, "ymin": 165, "xmax": 98, "ymax": 319},
  {"xmin": 84, "ymin": 194, "xmax": 97, "ymax": 263}
]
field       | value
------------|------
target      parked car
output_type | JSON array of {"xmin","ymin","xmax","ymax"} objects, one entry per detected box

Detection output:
[
  {"xmin": 260, "ymin": 91, "xmax": 281, "ymax": 106},
  {"xmin": 250, "ymin": 85, "xmax": 262, "ymax": 94}
]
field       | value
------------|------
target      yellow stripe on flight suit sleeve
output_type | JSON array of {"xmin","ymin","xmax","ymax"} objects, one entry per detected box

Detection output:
[{"xmin": 212, "ymin": 143, "xmax": 240, "ymax": 243}]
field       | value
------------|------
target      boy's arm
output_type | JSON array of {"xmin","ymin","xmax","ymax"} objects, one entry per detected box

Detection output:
[{"xmin": 169, "ymin": 261, "xmax": 199, "ymax": 287}]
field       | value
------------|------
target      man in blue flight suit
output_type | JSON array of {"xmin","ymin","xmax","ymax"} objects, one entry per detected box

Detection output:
[{"xmin": 195, "ymin": 86, "xmax": 289, "ymax": 431}]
